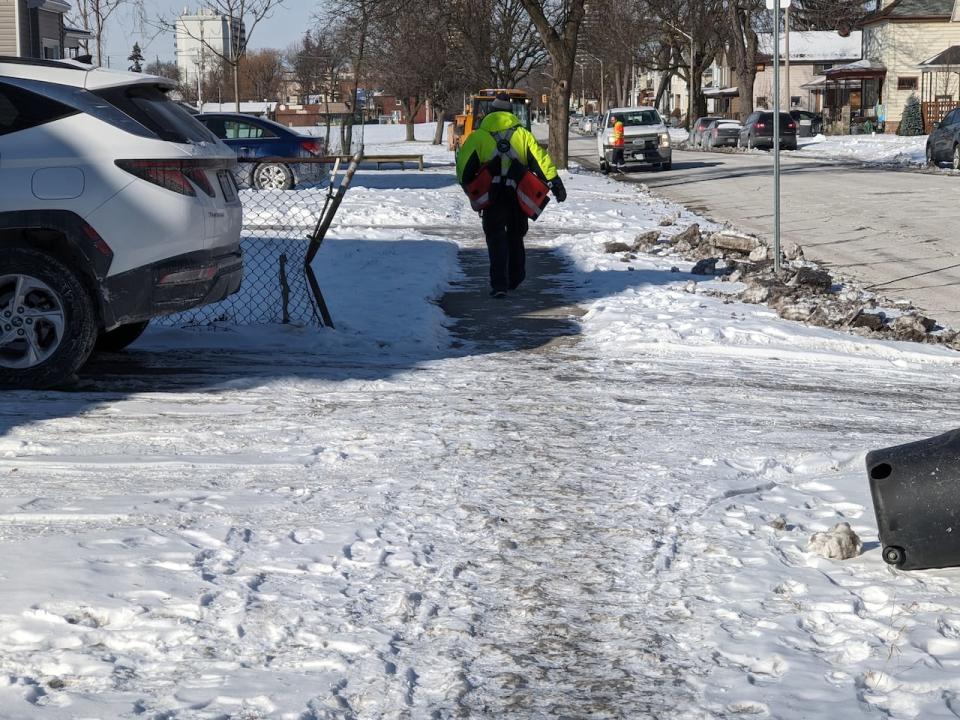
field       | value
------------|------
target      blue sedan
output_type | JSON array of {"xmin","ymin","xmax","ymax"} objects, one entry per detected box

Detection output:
[{"xmin": 196, "ymin": 113, "xmax": 327, "ymax": 190}]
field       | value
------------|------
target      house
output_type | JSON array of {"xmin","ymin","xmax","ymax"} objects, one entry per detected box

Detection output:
[
  {"xmin": 756, "ymin": 31, "xmax": 862, "ymax": 113},
  {"xmin": 857, "ymin": 0, "xmax": 960, "ymax": 132},
  {"xmin": 0, "ymin": 0, "xmax": 88, "ymax": 59}
]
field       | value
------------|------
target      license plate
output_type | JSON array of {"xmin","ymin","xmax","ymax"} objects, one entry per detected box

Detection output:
[{"xmin": 218, "ymin": 170, "xmax": 238, "ymax": 202}]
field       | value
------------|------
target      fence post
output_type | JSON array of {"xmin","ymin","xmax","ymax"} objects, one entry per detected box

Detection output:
[{"xmin": 304, "ymin": 150, "xmax": 365, "ymax": 329}]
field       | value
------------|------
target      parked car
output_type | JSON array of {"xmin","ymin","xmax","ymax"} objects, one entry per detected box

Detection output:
[
  {"xmin": 739, "ymin": 111, "xmax": 798, "ymax": 150},
  {"xmin": 690, "ymin": 116, "xmax": 723, "ymax": 147},
  {"xmin": 596, "ymin": 106, "xmax": 672, "ymax": 172},
  {"xmin": 196, "ymin": 113, "xmax": 327, "ymax": 190},
  {"xmin": 0, "ymin": 56, "xmax": 242, "ymax": 389},
  {"xmin": 790, "ymin": 109, "xmax": 823, "ymax": 137},
  {"xmin": 926, "ymin": 107, "xmax": 960, "ymax": 169},
  {"xmin": 702, "ymin": 119, "xmax": 743, "ymax": 150},
  {"xmin": 579, "ymin": 114, "xmax": 598, "ymax": 134}
]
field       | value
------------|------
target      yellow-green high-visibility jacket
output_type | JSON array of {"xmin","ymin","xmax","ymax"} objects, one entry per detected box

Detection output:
[{"xmin": 455, "ymin": 111, "xmax": 559, "ymax": 187}]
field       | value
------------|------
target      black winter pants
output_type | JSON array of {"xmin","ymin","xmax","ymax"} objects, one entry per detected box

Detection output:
[{"xmin": 482, "ymin": 202, "xmax": 529, "ymax": 292}]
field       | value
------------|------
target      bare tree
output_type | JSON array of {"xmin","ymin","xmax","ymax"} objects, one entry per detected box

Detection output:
[
  {"xmin": 239, "ymin": 49, "xmax": 284, "ymax": 101},
  {"xmin": 318, "ymin": 0, "xmax": 408, "ymax": 151},
  {"xmin": 163, "ymin": 0, "xmax": 284, "ymax": 112},
  {"xmin": 724, "ymin": 0, "xmax": 763, "ymax": 120},
  {"xmin": 73, "ymin": 0, "xmax": 136, "ymax": 66},
  {"xmin": 449, "ymin": 0, "xmax": 549, "ymax": 89},
  {"xmin": 517, "ymin": 0, "xmax": 587, "ymax": 169},
  {"xmin": 145, "ymin": 59, "xmax": 179, "ymax": 80},
  {"xmin": 371, "ymin": 1, "xmax": 451, "ymax": 141}
]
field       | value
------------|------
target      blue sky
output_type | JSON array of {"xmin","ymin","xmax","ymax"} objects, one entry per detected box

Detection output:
[{"xmin": 99, "ymin": 1, "xmax": 318, "ymax": 68}]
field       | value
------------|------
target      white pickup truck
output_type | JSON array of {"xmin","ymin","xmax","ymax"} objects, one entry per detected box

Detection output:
[{"xmin": 596, "ymin": 106, "xmax": 672, "ymax": 173}]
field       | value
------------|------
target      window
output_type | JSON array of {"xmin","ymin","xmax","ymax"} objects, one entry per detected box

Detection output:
[
  {"xmin": 898, "ymin": 77, "xmax": 918, "ymax": 91},
  {"xmin": 95, "ymin": 84, "xmax": 216, "ymax": 143},
  {"xmin": 610, "ymin": 110, "xmax": 663, "ymax": 127},
  {"xmin": 756, "ymin": 97, "xmax": 768, "ymax": 108},
  {"xmin": 813, "ymin": 63, "xmax": 834, "ymax": 75},
  {"xmin": 42, "ymin": 39, "xmax": 61, "ymax": 60},
  {"xmin": 791, "ymin": 96, "xmax": 801, "ymax": 107},
  {"xmin": 0, "ymin": 82, "xmax": 77, "ymax": 136},
  {"xmin": 223, "ymin": 120, "xmax": 276, "ymax": 139}
]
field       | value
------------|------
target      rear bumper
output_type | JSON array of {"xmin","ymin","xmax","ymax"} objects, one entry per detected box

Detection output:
[{"xmin": 100, "ymin": 245, "xmax": 243, "ymax": 329}]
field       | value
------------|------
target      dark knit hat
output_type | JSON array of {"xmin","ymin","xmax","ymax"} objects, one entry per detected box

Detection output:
[{"xmin": 491, "ymin": 92, "xmax": 512, "ymax": 111}]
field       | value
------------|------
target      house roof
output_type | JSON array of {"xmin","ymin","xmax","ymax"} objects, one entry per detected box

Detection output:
[
  {"xmin": 919, "ymin": 44, "xmax": 960, "ymax": 70},
  {"xmin": 824, "ymin": 58, "xmax": 888, "ymax": 79},
  {"xmin": 862, "ymin": 0, "xmax": 954, "ymax": 25},
  {"xmin": 758, "ymin": 31, "xmax": 862, "ymax": 62}
]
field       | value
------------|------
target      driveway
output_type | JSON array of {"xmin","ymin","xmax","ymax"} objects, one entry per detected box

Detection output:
[{"xmin": 569, "ymin": 135, "xmax": 960, "ymax": 328}]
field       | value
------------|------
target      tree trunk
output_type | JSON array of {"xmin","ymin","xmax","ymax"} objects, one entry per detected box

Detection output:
[
  {"xmin": 433, "ymin": 112, "xmax": 445, "ymax": 145},
  {"xmin": 654, "ymin": 70, "xmax": 673, "ymax": 111},
  {"xmin": 405, "ymin": 118, "xmax": 416, "ymax": 141},
  {"xmin": 233, "ymin": 63, "xmax": 241, "ymax": 113},
  {"xmin": 517, "ymin": 0, "xmax": 585, "ymax": 170},
  {"xmin": 547, "ymin": 77, "xmax": 572, "ymax": 169}
]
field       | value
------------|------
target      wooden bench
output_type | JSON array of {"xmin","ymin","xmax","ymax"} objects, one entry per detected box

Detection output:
[{"xmin": 363, "ymin": 154, "xmax": 425, "ymax": 171}]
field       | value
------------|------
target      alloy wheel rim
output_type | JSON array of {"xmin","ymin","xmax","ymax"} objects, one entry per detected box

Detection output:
[
  {"xmin": 257, "ymin": 164, "xmax": 288, "ymax": 189},
  {"xmin": 0, "ymin": 274, "xmax": 65, "ymax": 369}
]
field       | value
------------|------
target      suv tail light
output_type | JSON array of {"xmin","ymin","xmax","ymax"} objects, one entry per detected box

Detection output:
[
  {"xmin": 115, "ymin": 159, "xmax": 226, "ymax": 197},
  {"xmin": 788, "ymin": 122, "xmax": 797, "ymax": 130},
  {"xmin": 756, "ymin": 122, "xmax": 766, "ymax": 129},
  {"xmin": 116, "ymin": 159, "xmax": 197, "ymax": 196},
  {"xmin": 300, "ymin": 140, "xmax": 323, "ymax": 156}
]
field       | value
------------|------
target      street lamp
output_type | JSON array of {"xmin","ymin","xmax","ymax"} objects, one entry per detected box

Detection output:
[
  {"xmin": 574, "ymin": 61, "xmax": 585, "ymax": 112},
  {"xmin": 665, "ymin": 21, "xmax": 695, "ymax": 130},
  {"xmin": 582, "ymin": 51, "xmax": 605, "ymax": 112}
]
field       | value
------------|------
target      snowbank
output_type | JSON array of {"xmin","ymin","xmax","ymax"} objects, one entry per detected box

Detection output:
[{"xmin": 797, "ymin": 133, "xmax": 928, "ymax": 166}]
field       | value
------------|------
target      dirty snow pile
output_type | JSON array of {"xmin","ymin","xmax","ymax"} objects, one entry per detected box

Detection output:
[
  {"xmin": 4, "ymin": 123, "xmax": 960, "ymax": 719},
  {"xmin": 797, "ymin": 132, "xmax": 928, "ymax": 166}
]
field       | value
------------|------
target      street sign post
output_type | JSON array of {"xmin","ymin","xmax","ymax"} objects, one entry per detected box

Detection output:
[{"xmin": 768, "ymin": 0, "xmax": 791, "ymax": 273}]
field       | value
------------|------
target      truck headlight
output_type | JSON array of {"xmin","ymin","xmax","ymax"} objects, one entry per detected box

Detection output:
[{"xmin": 659, "ymin": 132, "xmax": 670, "ymax": 148}]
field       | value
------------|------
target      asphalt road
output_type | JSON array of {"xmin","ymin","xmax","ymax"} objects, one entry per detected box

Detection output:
[{"xmin": 568, "ymin": 134, "xmax": 960, "ymax": 328}]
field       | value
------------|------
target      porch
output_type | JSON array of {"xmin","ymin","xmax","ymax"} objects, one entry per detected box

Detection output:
[{"xmin": 918, "ymin": 45, "xmax": 960, "ymax": 131}]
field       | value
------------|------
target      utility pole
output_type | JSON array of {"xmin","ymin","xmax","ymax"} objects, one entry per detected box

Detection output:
[
  {"xmin": 767, "ymin": 0, "xmax": 791, "ymax": 274},
  {"xmin": 665, "ymin": 22, "xmax": 695, "ymax": 129},
  {"xmin": 784, "ymin": 5, "xmax": 791, "ymax": 110}
]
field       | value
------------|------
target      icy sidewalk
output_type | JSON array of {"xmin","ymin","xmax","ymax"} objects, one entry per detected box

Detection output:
[{"xmin": 2, "ymin": 132, "xmax": 960, "ymax": 717}]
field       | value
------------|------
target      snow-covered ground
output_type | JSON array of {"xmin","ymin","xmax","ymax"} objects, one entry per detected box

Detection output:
[
  {"xmin": 796, "ymin": 133, "xmax": 928, "ymax": 167},
  {"xmin": 5, "ymin": 123, "xmax": 960, "ymax": 718}
]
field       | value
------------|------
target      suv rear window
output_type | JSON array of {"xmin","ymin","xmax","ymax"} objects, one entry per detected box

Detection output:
[
  {"xmin": 0, "ymin": 81, "xmax": 78, "ymax": 135},
  {"xmin": 94, "ymin": 84, "xmax": 216, "ymax": 144}
]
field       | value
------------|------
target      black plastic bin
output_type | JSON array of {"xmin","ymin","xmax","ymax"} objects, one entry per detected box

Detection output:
[{"xmin": 867, "ymin": 428, "xmax": 960, "ymax": 570}]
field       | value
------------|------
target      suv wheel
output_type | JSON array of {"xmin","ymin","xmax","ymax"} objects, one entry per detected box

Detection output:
[
  {"xmin": 953, "ymin": 145, "xmax": 960, "ymax": 171},
  {"xmin": 253, "ymin": 162, "xmax": 294, "ymax": 190},
  {"xmin": 0, "ymin": 248, "xmax": 97, "ymax": 389},
  {"xmin": 95, "ymin": 320, "xmax": 150, "ymax": 352}
]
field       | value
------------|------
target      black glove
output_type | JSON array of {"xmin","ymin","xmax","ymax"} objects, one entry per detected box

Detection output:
[{"xmin": 550, "ymin": 176, "xmax": 567, "ymax": 203}]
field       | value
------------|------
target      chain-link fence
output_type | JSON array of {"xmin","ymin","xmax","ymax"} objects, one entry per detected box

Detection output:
[
  {"xmin": 156, "ymin": 178, "xmax": 330, "ymax": 329},
  {"xmin": 155, "ymin": 154, "xmax": 362, "ymax": 330}
]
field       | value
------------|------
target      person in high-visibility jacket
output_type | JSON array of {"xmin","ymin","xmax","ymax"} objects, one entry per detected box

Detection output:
[
  {"xmin": 456, "ymin": 93, "xmax": 566, "ymax": 298},
  {"xmin": 612, "ymin": 118, "xmax": 625, "ymax": 169}
]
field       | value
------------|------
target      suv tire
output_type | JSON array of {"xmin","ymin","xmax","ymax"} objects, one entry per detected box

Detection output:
[
  {"xmin": 95, "ymin": 320, "xmax": 150, "ymax": 352},
  {"xmin": 253, "ymin": 162, "xmax": 294, "ymax": 190},
  {"xmin": 0, "ymin": 248, "xmax": 97, "ymax": 389}
]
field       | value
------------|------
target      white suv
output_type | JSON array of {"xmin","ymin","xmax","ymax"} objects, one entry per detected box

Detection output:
[{"xmin": 0, "ymin": 57, "xmax": 243, "ymax": 388}]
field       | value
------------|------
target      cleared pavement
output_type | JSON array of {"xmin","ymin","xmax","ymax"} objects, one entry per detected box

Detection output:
[{"xmin": 569, "ymin": 135, "xmax": 960, "ymax": 328}]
